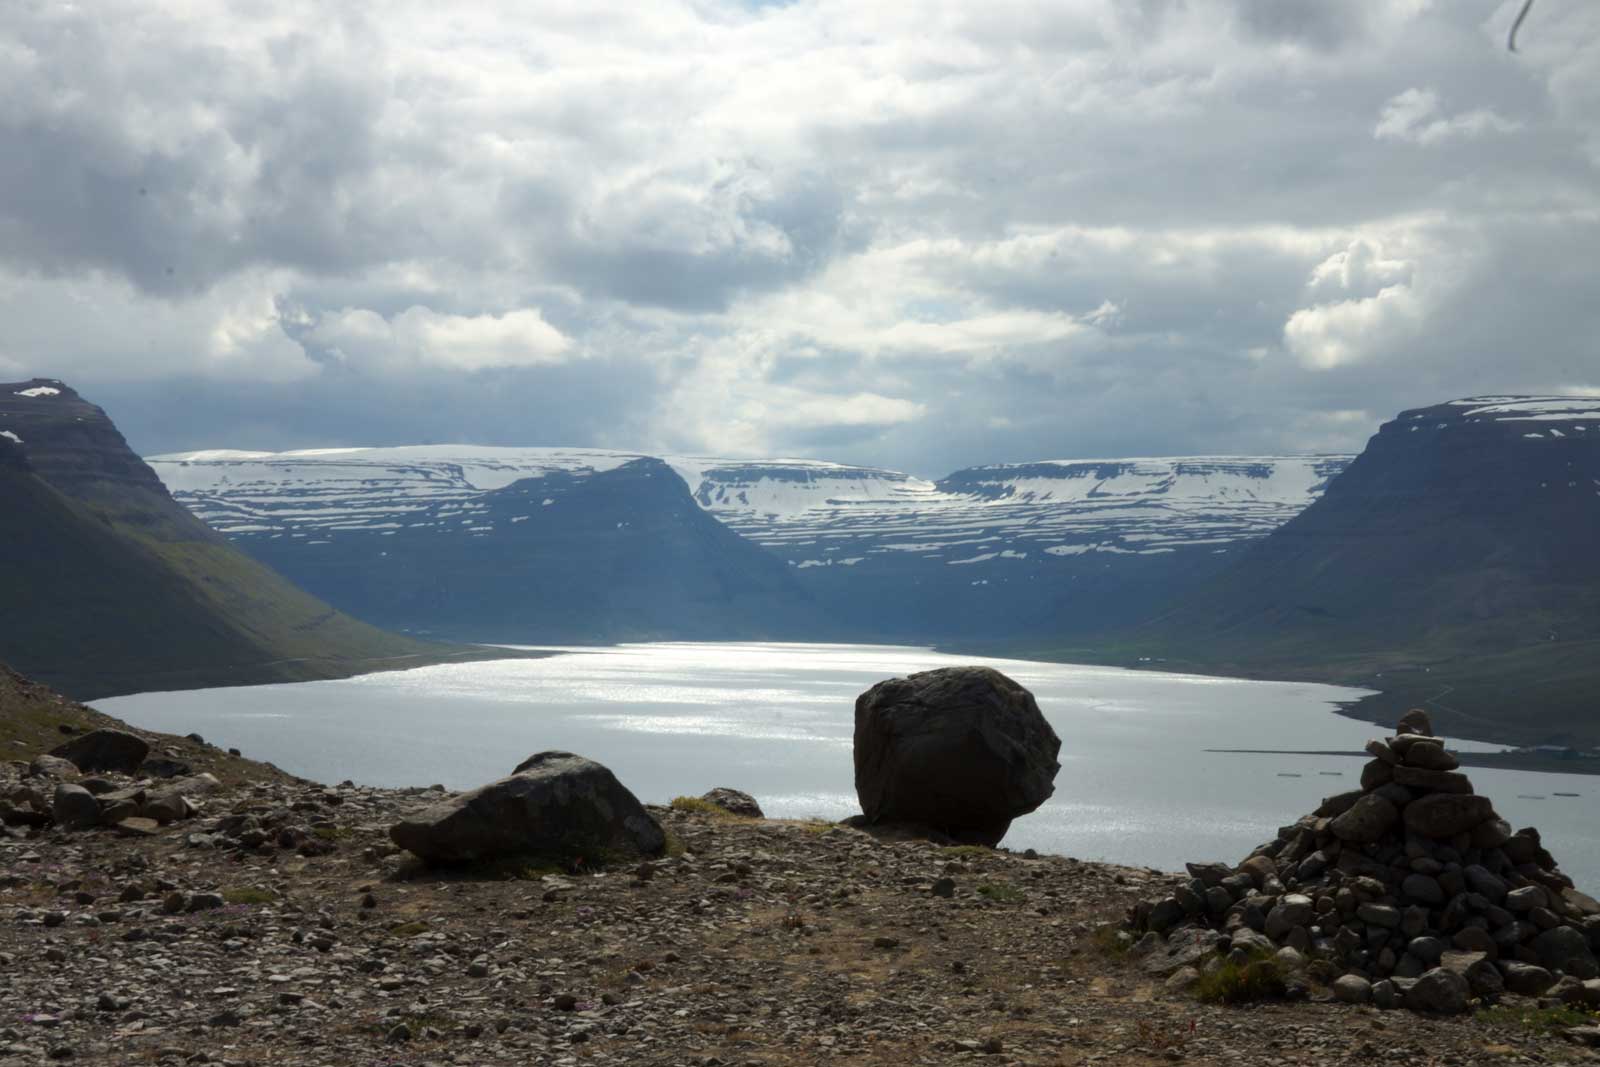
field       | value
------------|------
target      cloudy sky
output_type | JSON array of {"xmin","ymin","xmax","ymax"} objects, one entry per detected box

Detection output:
[{"xmin": 2, "ymin": 0, "xmax": 1596, "ymax": 475}]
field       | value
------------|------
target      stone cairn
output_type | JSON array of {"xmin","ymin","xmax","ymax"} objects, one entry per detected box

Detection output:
[{"xmin": 1125, "ymin": 709, "xmax": 1600, "ymax": 1014}]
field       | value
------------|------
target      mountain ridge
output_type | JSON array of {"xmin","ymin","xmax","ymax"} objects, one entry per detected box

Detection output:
[
  {"xmin": 0, "ymin": 379, "xmax": 511, "ymax": 699},
  {"xmin": 1064, "ymin": 394, "xmax": 1600, "ymax": 747},
  {"xmin": 149, "ymin": 443, "xmax": 1352, "ymax": 643}
]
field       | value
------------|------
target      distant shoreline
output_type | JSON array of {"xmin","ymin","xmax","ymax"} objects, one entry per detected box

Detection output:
[{"xmin": 1206, "ymin": 747, "xmax": 1600, "ymax": 778}]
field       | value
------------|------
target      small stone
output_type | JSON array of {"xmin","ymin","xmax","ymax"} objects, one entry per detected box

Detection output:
[
  {"xmin": 1407, "ymin": 967, "xmax": 1470, "ymax": 1014},
  {"xmin": 1401, "ymin": 875, "xmax": 1444, "ymax": 905},
  {"xmin": 1396, "ymin": 708, "xmax": 1433, "ymax": 736},
  {"xmin": 1333, "ymin": 974, "xmax": 1372, "ymax": 1003},
  {"xmin": 930, "ymin": 878, "xmax": 956, "ymax": 899},
  {"xmin": 1505, "ymin": 885, "xmax": 1547, "ymax": 912},
  {"xmin": 873, "ymin": 935, "xmax": 900, "ymax": 950},
  {"xmin": 1499, "ymin": 961, "xmax": 1555, "ymax": 995}
]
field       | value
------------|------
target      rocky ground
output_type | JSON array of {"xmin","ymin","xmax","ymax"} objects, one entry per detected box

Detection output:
[
  {"xmin": 3, "ymin": 783, "xmax": 1598, "ymax": 1064},
  {"xmin": 3, "ymin": 687, "xmax": 1599, "ymax": 1065}
]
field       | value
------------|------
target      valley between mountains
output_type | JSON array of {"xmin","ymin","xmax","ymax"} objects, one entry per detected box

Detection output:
[{"xmin": 4, "ymin": 378, "xmax": 1599, "ymax": 750}]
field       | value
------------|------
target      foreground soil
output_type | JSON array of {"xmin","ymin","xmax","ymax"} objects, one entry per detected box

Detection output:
[
  {"xmin": 5, "ymin": 804, "xmax": 1600, "ymax": 1064},
  {"xmin": 2, "ymin": 694, "xmax": 1598, "ymax": 1064}
]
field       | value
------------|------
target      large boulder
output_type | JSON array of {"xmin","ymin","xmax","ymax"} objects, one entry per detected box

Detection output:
[
  {"xmin": 853, "ymin": 666, "xmax": 1061, "ymax": 847},
  {"xmin": 49, "ymin": 729, "xmax": 149, "ymax": 774},
  {"xmin": 390, "ymin": 752, "xmax": 665, "ymax": 865}
]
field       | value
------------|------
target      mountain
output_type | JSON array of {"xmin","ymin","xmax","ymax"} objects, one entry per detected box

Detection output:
[
  {"xmin": 150, "ymin": 445, "xmax": 1349, "ymax": 642},
  {"xmin": 150, "ymin": 446, "xmax": 822, "ymax": 642},
  {"xmin": 679, "ymin": 455, "xmax": 1352, "ymax": 640},
  {"xmin": 0, "ymin": 379, "xmax": 496, "ymax": 699},
  {"xmin": 1117, "ymin": 396, "xmax": 1600, "ymax": 745}
]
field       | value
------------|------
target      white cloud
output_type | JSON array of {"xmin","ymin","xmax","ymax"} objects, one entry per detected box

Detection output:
[
  {"xmin": 1374, "ymin": 88, "xmax": 1521, "ymax": 146},
  {"xmin": 307, "ymin": 306, "xmax": 573, "ymax": 371},
  {"xmin": 0, "ymin": 0, "xmax": 1595, "ymax": 468},
  {"xmin": 1284, "ymin": 283, "xmax": 1422, "ymax": 370}
]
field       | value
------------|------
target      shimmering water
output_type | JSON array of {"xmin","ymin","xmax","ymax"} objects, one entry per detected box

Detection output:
[{"xmin": 95, "ymin": 642, "xmax": 1600, "ymax": 886}]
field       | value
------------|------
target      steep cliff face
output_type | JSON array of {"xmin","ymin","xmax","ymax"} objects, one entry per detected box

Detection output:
[
  {"xmin": 0, "ymin": 380, "xmax": 470, "ymax": 698},
  {"xmin": 1136, "ymin": 396, "xmax": 1600, "ymax": 744}
]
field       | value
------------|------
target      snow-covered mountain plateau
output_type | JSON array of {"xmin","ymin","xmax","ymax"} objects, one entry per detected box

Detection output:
[{"xmin": 149, "ymin": 446, "xmax": 1352, "ymax": 641}]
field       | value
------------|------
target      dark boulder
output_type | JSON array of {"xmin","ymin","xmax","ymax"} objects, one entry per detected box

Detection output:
[
  {"xmin": 698, "ymin": 788, "xmax": 763, "ymax": 819},
  {"xmin": 49, "ymin": 729, "xmax": 149, "ymax": 774},
  {"xmin": 52, "ymin": 783, "xmax": 99, "ymax": 831},
  {"xmin": 390, "ymin": 751, "xmax": 665, "ymax": 864},
  {"xmin": 853, "ymin": 666, "xmax": 1061, "ymax": 847},
  {"xmin": 1397, "ymin": 708, "xmax": 1434, "ymax": 736},
  {"xmin": 1404, "ymin": 793, "xmax": 1495, "ymax": 839}
]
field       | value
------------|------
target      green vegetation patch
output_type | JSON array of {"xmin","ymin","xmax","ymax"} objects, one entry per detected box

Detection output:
[
  {"xmin": 976, "ymin": 882, "xmax": 1025, "ymax": 904},
  {"xmin": 938, "ymin": 845, "xmax": 993, "ymax": 860},
  {"xmin": 1192, "ymin": 950, "xmax": 1287, "ymax": 1004},
  {"xmin": 669, "ymin": 796, "xmax": 725, "ymax": 815},
  {"xmin": 1479, "ymin": 1003, "xmax": 1600, "ymax": 1033},
  {"xmin": 1090, "ymin": 924, "xmax": 1133, "ymax": 957},
  {"xmin": 221, "ymin": 887, "xmax": 277, "ymax": 905}
]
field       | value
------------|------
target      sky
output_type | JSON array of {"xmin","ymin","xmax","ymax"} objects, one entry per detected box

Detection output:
[{"xmin": 1, "ymin": 0, "xmax": 1597, "ymax": 477}]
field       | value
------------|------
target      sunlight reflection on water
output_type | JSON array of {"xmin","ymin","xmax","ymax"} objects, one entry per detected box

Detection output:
[{"xmin": 96, "ymin": 641, "xmax": 1600, "ymax": 884}]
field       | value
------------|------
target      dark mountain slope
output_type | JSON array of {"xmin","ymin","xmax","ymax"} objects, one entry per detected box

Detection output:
[
  {"xmin": 225, "ymin": 457, "xmax": 826, "ymax": 643},
  {"xmin": 0, "ymin": 380, "xmax": 494, "ymax": 698},
  {"xmin": 1115, "ymin": 396, "xmax": 1600, "ymax": 745}
]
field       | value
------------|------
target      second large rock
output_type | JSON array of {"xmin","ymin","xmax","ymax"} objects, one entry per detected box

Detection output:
[
  {"xmin": 390, "ymin": 752, "xmax": 665, "ymax": 864},
  {"xmin": 853, "ymin": 666, "xmax": 1061, "ymax": 846}
]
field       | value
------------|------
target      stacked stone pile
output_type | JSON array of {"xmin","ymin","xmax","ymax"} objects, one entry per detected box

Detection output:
[{"xmin": 1127, "ymin": 710, "xmax": 1600, "ymax": 1014}]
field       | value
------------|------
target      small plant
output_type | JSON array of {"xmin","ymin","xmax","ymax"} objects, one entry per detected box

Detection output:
[
  {"xmin": 938, "ymin": 845, "xmax": 992, "ymax": 860},
  {"xmin": 221, "ymin": 887, "xmax": 276, "ymax": 905},
  {"xmin": 662, "ymin": 829, "xmax": 687, "ymax": 858},
  {"xmin": 976, "ymin": 882, "xmax": 1025, "ymax": 904},
  {"xmin": 1192, "ymin": 950, "xmax": 1286, "ymax": 1004},
  {"xmin": 311, "ymin": 825, "xmax": 352, "ymax": 842},
  {"xmin": 669, "ymin": 796, "xmax": 724, "ymax": 816},
  {"xmin": 1479, "ymin": 1003, "xmax": 1599, "ymax": 1033},
  {"xmin": 1090, "ymin": 924, "xmax": 1133, "ymax": 957},
  {"xmin": 388, "ymin": 921, "xmax": 428, "ymax": 938},
  {"xmin": 795, "ymin": 818, "xmax": 834, "ymax": 836}
]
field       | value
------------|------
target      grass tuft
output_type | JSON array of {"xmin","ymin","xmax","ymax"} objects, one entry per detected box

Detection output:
[
  {"xmin": 1193, "ymin": 949, "xmax": 1286, "ymax": 1004},
  {"xmin": 1479, "ymin": 1004, "xmax": 1599, "ymax": 1033},
  {"xmin": 221, "ymin": 887, "xmax": 277, "ymax": 905},
  {"xmin": 1090, "ymin": 924, "xmax": 1133, "ymax": 957},
  {"xmin": 939, "ymin": 845, "xmax": 993, "ymax": 860},
  {"xmin": 976, "ymin": 882, "xmax": 1025, "ymax": 904}
]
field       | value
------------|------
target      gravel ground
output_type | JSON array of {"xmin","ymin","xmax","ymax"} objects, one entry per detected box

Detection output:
[{"xmin": 6, "ymin": 758, "xmax": 1600, "ymax": 1067}]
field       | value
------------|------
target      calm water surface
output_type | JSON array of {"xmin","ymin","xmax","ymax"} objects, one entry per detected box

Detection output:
[{"xmin": 96, "ymin": 642, "xmax": 1600, "ymax": 887}]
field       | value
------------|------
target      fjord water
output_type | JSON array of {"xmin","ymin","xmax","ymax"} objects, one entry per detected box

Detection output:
[{"xmin": 96, "ymin": 643, "xmax": 1600, "ymax": 886}]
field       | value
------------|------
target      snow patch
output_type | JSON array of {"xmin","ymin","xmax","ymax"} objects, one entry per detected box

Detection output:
[{"xmin": 13, "ymin": 386, "xmax": 60, "ymax": 398}]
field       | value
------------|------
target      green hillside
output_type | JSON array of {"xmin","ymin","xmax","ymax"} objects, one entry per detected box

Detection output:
[
  {"xmin": 0, "ymin": 380, "xmax": 507, "ymax": 699},
  {"xmin": 979, "ymin": 398, "xmax": 1600, "ymax": 749}
]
